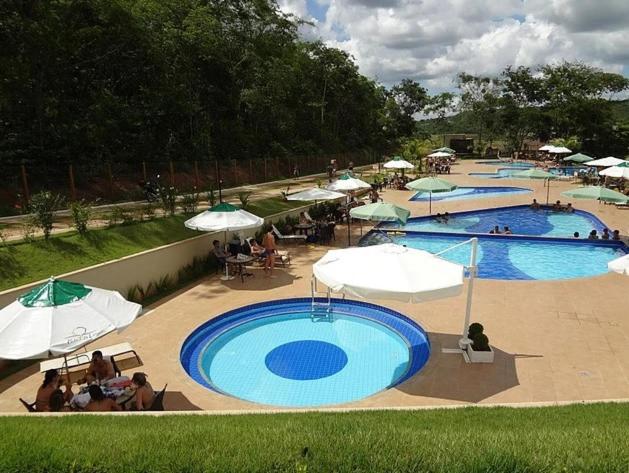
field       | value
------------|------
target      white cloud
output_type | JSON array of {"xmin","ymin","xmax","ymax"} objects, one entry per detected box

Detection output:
[{"xmin": 279, "ymin": 0, "xmax": 629, "ymax": 92}]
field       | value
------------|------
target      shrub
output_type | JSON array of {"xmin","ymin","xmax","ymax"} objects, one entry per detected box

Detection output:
[
  {"xmin": 471, "ymin": 333, "xmax": 491, "ymax": 351},
  {"xmin": 467, "ymin": 322, "xmax": 484, "ymax": 340},
  {"xmin": 29, "ymin": 191, "xmax": 64, "ymax": 240},
  {"xmin": 20, "ymin": 221, "xmax": 36, "ymax": 242},
  {"xmin": 0, "ymin": 228, "xmax": 6, "ymax": 247},
  {"xmin": 142, "ymin": 203, "xmax": 156, "ymax": 220},
  {"xmin": 238, "ymin": 191, "xmax": 252, "ymax": 210},
  {"xmin": 69, "ymin": 200, "xmax": 93, "ymax": 235},
  {"xmin": 181, "ymin": 190, "xmax": 200, "ymax": 215},
  {"xmin": 107, "ymin": 207, "xmax": 134, "ymax": 227},
  {"xmin": 159, "ymin": 185, "xmax": 177, "ymax": 216}
]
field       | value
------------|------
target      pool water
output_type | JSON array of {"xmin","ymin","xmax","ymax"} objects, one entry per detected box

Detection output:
[
  {"xmin": 180, "ymin": 299, "xmax": 430, "ymax": 407},
  {"xmin": 387, "ymin": 233, "xmax": 626, "ymax": 280},
  {"xmin": 383, "ymin": 205, "xmax": 606, "ymax": 238},
  {"xmin": 471, "ymin": 166, "xmax": 586, "ymax": 179},
  {"xmin": 410, "ymin": 186, "xmax": 531, "ymax": 202},
  {"xmin": 476, "ymin": 161, "xmax": 534, "ymax": 168}
]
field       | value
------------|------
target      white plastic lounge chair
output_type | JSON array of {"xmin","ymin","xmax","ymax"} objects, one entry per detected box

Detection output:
[{"xmin": 271, "ymin": 224, "xmax": 307, "ymax": 243}]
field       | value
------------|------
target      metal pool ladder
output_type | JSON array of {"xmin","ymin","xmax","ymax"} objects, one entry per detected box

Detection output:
[{"xmin": 310, "ymin": 276, "xmax": 332, "ymax": 320}]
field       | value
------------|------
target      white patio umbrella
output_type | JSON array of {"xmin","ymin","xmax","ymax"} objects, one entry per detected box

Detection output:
[
  {"xmin": 383, "ymin": 156, "xmax": 414, "ymax": 171},
  {"xmin": 326, "ymin": 173, "xmax": 371, "ymax": 192},
  {"xmin": 0, "ymin": 278, "xmax": 141, "ymax": 360},
  {"xmin": 313, "ymin": 238, "xmax": 480, "ymax": 361},
  {"xmin": 585, "ymin": 156, "xmax": 626, "ymax": 167},
  {"xmin": 286, "ymin": 188, "xmax": 345, "ymax": 202},
  {"xmin": 539, "ymin": 145, "xmax": 555, "ymax": 152},
  {"xmin": 427, "ymin": 151, "xmax": 453, "ymax": 158},
  {"xmin": 599, "ymin": 162, "xmax": 629, "ymax": 179},
  {"xmin": 185, "ymin": 202, "xmax": 264, "ymax": 280},
  {"xmin": 608, "ymin": 253, "xmax": 629, "ymax": 275},
  {"xmin": 549, "ymin": 146, "xmax": 571, "ymax": 154}
]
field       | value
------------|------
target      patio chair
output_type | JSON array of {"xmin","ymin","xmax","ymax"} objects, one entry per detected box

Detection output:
[
  {"xmin": 245, "ymin": 238, "xmax": 291, "ymax": 267},
  {"xmin": 148, "ymin": 384, "xmax": 167, "ymax": 411},
  {"xmin": 271, "ymin": 224, "xmax": 307, "ymax": 244},
  {"xmin": 19, "ymin": 398, "xmax": 36, "ymax": 412}
]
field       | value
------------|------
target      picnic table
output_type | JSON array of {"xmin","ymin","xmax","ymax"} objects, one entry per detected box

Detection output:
[{"xmin": 226, "ymin": 255, "xmax": 256, "ymax": 283}]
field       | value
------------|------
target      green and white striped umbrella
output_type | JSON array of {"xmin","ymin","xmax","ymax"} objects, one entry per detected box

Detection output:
[
  {"xmin": 563, "ymin": 153, "xmax": 593, "ymax": 163},
  {"xmin": 561, "ymin": 186, "xmax": 629, "ymax": 203},
  {"xmin": 349, "ymin": 202, "xmax": 410, "ymax": 224},
  {"xmin": 0, "ymin": 278, "xmax": 141, "ymax": 359},
  {"xmin": 184, "ymin": 202, "xmax": 264, "ymax": 232},
  {"xmin": 327, "ymin": 173, "xmax": 371, "ymax": 192}
]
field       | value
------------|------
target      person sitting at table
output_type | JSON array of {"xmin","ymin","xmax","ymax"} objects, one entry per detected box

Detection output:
[
  {"xmin": 36, "ymin": 369, "xmax": 72, "ymax": 412},
  {"xmin": 85, "ymin": 350, "xmax": 115, "ymax": 384},
  {"xmin": 530, "ymin": 199, "xmax": 540, "ymax": 210},
  {"xmin": 49, "ymin": 388, "xmax": 74, "ymax": 412},
  {"xmin": 249, "ymin": 239, "xmax": 266, "ymax": 257},
  {"xmin": 299, "ymin": 212, "xmax": 309, "ymax": 225},
  {"xmin": 212, "ymin": 240, "xmax": 230, "ymax": 267},
  {"xmin": 84, "ymin": 384, "xmax": 121, "ymax": 412},
  {"xmin": 129, "ymin": 372, "xmax": 155, "ymax": 411},
  {"xmin": 612, "ymin": 229, "xmax": 621, "ymax": 241}
]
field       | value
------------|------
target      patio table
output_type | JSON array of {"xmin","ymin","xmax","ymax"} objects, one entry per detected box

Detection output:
[{"xmin": 225, "ymin": 255, "xmax": 256, "ymax": 283}]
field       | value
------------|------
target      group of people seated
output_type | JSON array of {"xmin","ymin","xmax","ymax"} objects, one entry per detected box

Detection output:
[
  {"xmin": 35, "ymin": 351, "xmax": 155, "ymax": 412},
  {"xmin": 578, "ymin": 229, "xmax": 621, "ymax": 240},
  {"xmin": 428, "ymin": 161, "xmax": 451, "ymax": 174},
  {"xmin": 530, "ymin": 199, "xmax": 574, "ymax": 212},
  {"xmin": 214, "ymin": 229, "xmax": 279, "ymax": 277}
]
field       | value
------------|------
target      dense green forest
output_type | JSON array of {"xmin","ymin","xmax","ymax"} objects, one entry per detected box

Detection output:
[{"xmin": 0, "ymin": 0, "xmax": 425, "ymax": 171}]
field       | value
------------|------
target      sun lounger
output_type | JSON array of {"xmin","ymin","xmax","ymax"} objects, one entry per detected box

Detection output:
[{"xmin": 271, "ymin": 224, "xmax": 307, "ymax": 243}]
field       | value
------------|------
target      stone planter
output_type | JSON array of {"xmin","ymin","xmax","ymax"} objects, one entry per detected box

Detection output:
[{"xmin": 466, "ymin": 345, "xmax": 494, "ymax": 363}]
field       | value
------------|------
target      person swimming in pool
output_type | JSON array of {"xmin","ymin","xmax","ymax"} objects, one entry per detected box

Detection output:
[
  {"xmin": 573, "ymin": 232, "xmax": 580, "ymax": 238},
  {"xmin": 553, "ymin": 200, "xmax": 562, "ymax": 211},
  {"xmin": 530, "ymin": 199, "xmax": 540, "ymax": 210},
  {"xmin": 612, "ymin": 229, "xmax": 620, "ymax": 240},
  {"xmin": 565, "ymin": 203, "xmax": 574, "ymax": 213},
  {"xmin": 503, "ymin": 226, "xmax": 512, "ymax": 234},
  {"xmin": 443, "ymin": 212, "xmax": 450, "ymax": 224},
  {"xmin": 489, "ymin": 225, "xmax": 501, "ymax": 234},
  {"xmin": 588, "ymin": 230, "xmax": 599, "ymax": 240},
  {"xmin": 601, "ymin": 228, "xmax": 610, "ymax": 240}
]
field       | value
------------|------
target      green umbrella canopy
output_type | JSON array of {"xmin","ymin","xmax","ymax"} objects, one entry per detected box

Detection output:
[
  {"xmin": 563, "ymin": 153, "xmax": 593, "ymax": 163},
  {"xmin": 406, "ymin": 177, "xmax": 457, "ymax": 193},
  {"xmin": 433, "ymin": 147, "xmax": 456, "ymax": 154},
  {"xmin": 562, "ymin": 186, "xmax": 629, "ymax": 203},
  {"xmin": 209, "ymin": 202, "xmax": 239, "ymax": 212},
  {"xmin": 512, "ymin": 168, "xmax": 557, "ymax": 179},
  {"xmin": 18, "ymin": 278, "xmax": 92, "ymax": 308},
  {"xmin": 349, "ymin": 202, "xmax": 411, "ymax": 224}
]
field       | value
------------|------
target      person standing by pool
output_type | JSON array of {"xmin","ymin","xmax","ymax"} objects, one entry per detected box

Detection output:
[{"xmin": 262, "ymin": 229, "xmax": 277, "ymax": 277}]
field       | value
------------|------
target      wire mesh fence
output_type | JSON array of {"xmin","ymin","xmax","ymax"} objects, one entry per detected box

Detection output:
[{"xmin": 0, "ymin": 149, "xmax": 379, "ymax": 216}]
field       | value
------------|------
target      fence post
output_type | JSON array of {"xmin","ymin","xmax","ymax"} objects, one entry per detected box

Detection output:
[
  {"xmin": 106, "ymin": 163, "xmax": 113, "ymax": 199},
  {"xmin": 169, "ymin": 160, "xmax": 175, "ymax": 187},
  {"xmin": 263, "ymin": 158, "xmax": 267, "ymax": 182},
  {"xmin": 20, "ymin": 164, "xmax": 31, "ymax": 204},
  {"xmin": 142, "ymin": 161, "xmax": 147, "ymax": 182},
  {"xmin": 194, "ymin": 161, "xmax": 200, "ymax": 189},
  {"xmin": 68, "ymin": 164, "xmax": 76, "ymax": 201}
]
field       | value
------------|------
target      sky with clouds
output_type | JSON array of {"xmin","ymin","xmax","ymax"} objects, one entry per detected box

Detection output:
[{"xmin": 277, "ymin": 0, "xmax": 629, "ymax": 93}]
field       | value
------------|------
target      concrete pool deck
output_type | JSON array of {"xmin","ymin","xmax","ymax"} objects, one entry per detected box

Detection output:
[{"xmin": 1, "ymin": 159, "xmax": 628, "ymax": 412}]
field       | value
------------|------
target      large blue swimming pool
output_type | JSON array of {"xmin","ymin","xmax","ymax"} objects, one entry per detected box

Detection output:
[
  {"xmin": 470, "ymin": 166, "xmax": 586, "ymax": 179},
  {"xmin": 180, "ymin": 299, "xmax": 430, "ymax": 407},
  {"xmin": 410, "ymin": 186, "xmax": 531, "ymax": 202},
  {"xmin": 382, "ymin": 205, "xmax": 608, "ymax": 238},
  {"xmin": 370, "ymin": 232, "xmax": 626, "ymax": 280},
  {"xmin": 476, "ymin": 160, "xmax": 533, "ymax": 168}
]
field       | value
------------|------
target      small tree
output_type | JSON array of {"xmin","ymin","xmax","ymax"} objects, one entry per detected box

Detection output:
[
  {"xmin": 29, "ymin": 191, "xmax": 64, "ymax": 240},
  {"xmin": 159, "ymin": 186, "xmax": 177, "ymax": 216},
  {"xmin": 69, "ymin": 200, "xmax": 93, "ymax": 235},
  {"xmin": 238, "ymin": 191, "xmax": 252, "ymax": 210}
]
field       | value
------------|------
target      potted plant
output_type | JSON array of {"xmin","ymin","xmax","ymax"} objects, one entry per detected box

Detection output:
[{"xmin": 465, "ymin": 323, "xmax": 494, "ymax": 363}]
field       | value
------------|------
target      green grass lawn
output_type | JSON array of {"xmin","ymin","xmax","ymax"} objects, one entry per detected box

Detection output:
[
  {"xmin": 0, "ymin": 404, "xmax": 627, "ymax": 472},
  {"xmin": 0, "ymin": 198, "xmax": 307, "ymax": 291}
]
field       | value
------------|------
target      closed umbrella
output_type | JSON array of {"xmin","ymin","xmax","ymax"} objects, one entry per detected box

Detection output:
[
  {"xmin": 561, "ymin": 186, "xmax": 628, "ymax": 203},
  {"xmin": 585, "ymin": 156, "xmax": 626, "ymax": 167},
  {"xmin": 512, "ymin": 168, "xmax": 557, "ymax": 205},
  {"xmin": 0, "ymin": 278, "xmax": 141, "ymax": 360},
  {"xmin": 406, "ymin": 177, "xmax": 457, "ymax": 214},
  {"xmin": 184, "ymin": 202, "xmax": 264, "ymax": 280},
  {"xmin": 598, "ymin": 162, "xmax": 629, "ymax": 179},
  {"xmin": 286, "ymin": 188, "xmax": 345, "ymax": 202},
  {"xmin": 563, "ymin": 153, "xmax": 593, "ymax": 163}
]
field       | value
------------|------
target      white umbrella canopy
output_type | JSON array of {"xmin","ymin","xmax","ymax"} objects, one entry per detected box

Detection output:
[
  {"xmin": 0, "ymin": 279, "xmax": 141, "ymax": 359},
  {"xmin": 313, "ymin": 243, "xmax": 464, "ymax": 303},
  {"xmin": 184, "ymin": 202, "xmax": 264, "ymax": 232},
  {"xmin": 327, "ymin": 173, "xmax": 371, "ymax": 192},
  {"xmin": 585, "ymin": 156, "xmax": 626, "ymax": 167},
  {"xmin": 539, "ymin": 145, "xmax": 555, "ymax": 151},
  {"xmin": 286, "ymin": 188, "xmax": 346, "ymax": 201},
  {"xmin": 549, "ymin": 146, "xmax": 571, "ymax": 154},
  {"xmin": 427, "ymin": 151, "xmax": 453, "ymax": 158},
  {"xmin": 608, "ymin": 253, "xmax": 629, "ymax": 275},
  {"xmin": 599, "ymin": 164, "xmax": 629, "ymax": 179},
  {"xmin": 383, "ymin": 156, "xmax": 415, "ymax": 169}
]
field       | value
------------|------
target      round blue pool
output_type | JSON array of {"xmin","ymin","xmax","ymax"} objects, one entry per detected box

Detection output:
[
  {"xmin": 180, "ymin": 299, "xmax": 431, "ymax": 407},
  {"xmin": 383, "ymin": 205, "xmax": 608, "ymax": 238},
  {"xmin": 410, "ymin": 186, "xmax": 531, "ymax": 202}
]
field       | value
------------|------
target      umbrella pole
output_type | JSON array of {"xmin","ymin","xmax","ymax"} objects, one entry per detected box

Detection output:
[
  {"xmin": 347, "ymin": 213, "xmax": 351, "ymax": 247},
  {"xmin": 429, "ymin": 192, "xmax": 432, "ymax": 215},
  {"xmin": 546, "ymin": 178, "xmax": 550, "ymax": 205},
  {"xmin": 460, "ymin": 237, "xmax": 478, "ymax": 349},
  {"xmin": 221, "ymin": 230, "xmax": 234, "ymax": 281}
]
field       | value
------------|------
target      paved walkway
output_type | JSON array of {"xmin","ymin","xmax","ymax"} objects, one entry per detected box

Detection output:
[{"xmin": 1, "ymin": 159, "xmax": 628, "ymax": 412}]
